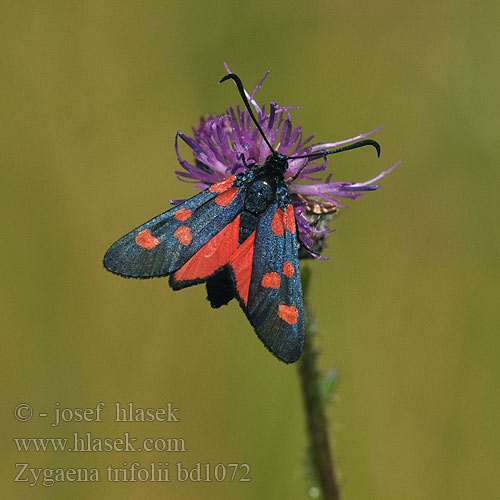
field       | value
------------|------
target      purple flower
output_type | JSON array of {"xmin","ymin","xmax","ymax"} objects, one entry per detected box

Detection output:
[{"xmin": 174, "ymin": 68, "xmax": 400, "ymax": 258}]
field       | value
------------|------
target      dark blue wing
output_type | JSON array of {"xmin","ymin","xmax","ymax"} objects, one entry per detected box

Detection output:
[
  {"xmin": 103, "ymin": 175, "xmax": 245, "ymax": 278},
  {"xmin": 228, "ymin": 199, "xmax": 304, "ymax": 363}
]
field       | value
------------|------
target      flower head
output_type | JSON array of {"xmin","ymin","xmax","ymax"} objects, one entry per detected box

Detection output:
[{"xmin": 174, "ymin": 68, "xmax": 400, "ymax": 258}]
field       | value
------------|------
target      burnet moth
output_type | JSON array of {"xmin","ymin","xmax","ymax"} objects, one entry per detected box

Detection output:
[{"xmin": 103, "ymin": 73, "xmax": 381, "ymax": 363}]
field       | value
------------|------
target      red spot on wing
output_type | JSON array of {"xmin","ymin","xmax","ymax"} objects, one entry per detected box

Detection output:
[
  {"xmin": 174, "ymin": 226, "xmax": 193, "ymax": 246},
  {"xmin": 285, "ymin": 204, "xmax": 296, "ymax": 233},
  {"xmin": 271, "ymin": 209, "xmax": 285, "ymax": 236},
  {"xmin": 209, "ymin": 175, "xmax": 236, "ymax": 193},
  {"xmin": 283, "ymin": 261, "xmax": 295, "ymax": 277},
  {"xmin": 174, "ymin": 215, "xmax": 240, "ymax": 282},
  {"xmin": 261, "ymin": 272, "xmax": 281, "ymax": 289},
  {"xmin": 135, "ymin": 229, "xmax": 160, "ymax": 250},
  {"xmin": 279, "ymin": 305, "xmax": 299, "ymax": 325},
  {"xmin": 215, "ymin": 187, "xmax": 239, "ymax": 206},
  {"xmin": 229, "ymin": 231, "xmax": 256, "ymax": 306},
  {"xmin": 174, "ymin": 208, "xmax": 192, "ymax": 221}
]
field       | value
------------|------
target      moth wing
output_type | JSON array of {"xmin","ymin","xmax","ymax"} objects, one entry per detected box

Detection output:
[
  {"xmin": 228, "ymin": 201, "xmax": 304, "ymax": 363},
  {"xmin": 103, "ymin": 175, "xmax": 244, "ymax": 278}
]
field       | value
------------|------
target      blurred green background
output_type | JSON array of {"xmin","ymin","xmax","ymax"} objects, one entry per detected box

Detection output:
[{"xmin": 2, "ymin": 1, "xmax": 499, "ymax": 499}]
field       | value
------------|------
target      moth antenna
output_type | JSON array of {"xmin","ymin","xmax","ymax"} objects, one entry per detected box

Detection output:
[
  {"xmin": 290, "ymin": 139, "xmax": 381, "ymax": 161},
  {"xmin": 220, "ymin": 73, "xmax": 276, "ymax": 154},
  {"xmin": 288, "ymin": 139, "xmax": 381, "ymax": 181}
]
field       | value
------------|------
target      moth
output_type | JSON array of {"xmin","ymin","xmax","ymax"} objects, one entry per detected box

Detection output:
[{"xmin": 104, "ymin": 74, "xmax": 380, "ymax": 363}]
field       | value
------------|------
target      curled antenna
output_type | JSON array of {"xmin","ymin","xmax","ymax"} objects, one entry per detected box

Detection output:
[
  {"xmin": 220, "ymin": 73, "xmax": 276, "ymax": 154},
  {"xmin": 288, "ymin": 139, "xmax": 381, "ymax": 182},
  {"xmin": 220, "ymin": 73, "xmax": 381, "ymax": 166},
  {"xmin": 290, "ymin": 139, "xmax": 381, "ymax": 160}
]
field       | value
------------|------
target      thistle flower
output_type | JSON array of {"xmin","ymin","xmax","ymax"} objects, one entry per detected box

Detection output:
[{"xmin": 174, "ymin": 69, "xmax": 400, "ymax": 258}]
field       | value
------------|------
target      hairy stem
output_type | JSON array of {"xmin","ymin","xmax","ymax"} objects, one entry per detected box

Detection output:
[{"xmin": 297, "ymin": 266, "xmax": 340, "ymax": 500}]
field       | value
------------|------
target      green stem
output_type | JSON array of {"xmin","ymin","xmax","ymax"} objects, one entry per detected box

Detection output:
[{"xmin": 297, "ymin": 266, "xmax": 340, "ymax": 500}]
